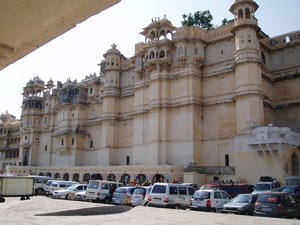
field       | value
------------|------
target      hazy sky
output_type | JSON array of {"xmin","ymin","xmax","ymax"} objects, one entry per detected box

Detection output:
[{"xmin": 0, "ymin": 0, "xmax": 299, "ymax": 118}]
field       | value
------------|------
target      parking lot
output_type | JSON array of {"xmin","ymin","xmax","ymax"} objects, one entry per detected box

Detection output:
[{"xmin": 0, "ymin": 196, "xmax": 299, "ymax": 225}]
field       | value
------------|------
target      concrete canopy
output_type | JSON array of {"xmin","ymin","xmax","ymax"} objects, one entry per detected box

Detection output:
[{"xmin": 0, "ymin": 0, "xmax": 121, "ymax": 70}]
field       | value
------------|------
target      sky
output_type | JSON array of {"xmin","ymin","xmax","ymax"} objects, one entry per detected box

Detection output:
[{"xmin": 0, "ymin": 0, "xmax": 299, "ymax": 119}]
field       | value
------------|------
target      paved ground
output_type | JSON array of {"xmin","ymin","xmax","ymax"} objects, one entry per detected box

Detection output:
[{"xmin": 0, "ymin": 196, "xmax": 300, "ymax": 225}]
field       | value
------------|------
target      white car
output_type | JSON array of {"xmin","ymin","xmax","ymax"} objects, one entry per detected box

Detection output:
[
  {"xmin": 190, "ymin": 189, "xmax": 231, "ymax": 212},
  {"xmin": 52, "ymin": 184, "xmax": 87, "ymax": 199},
  {"xmin": 74, "ymin": 190, "xmax": 87, "ymax": 201}
]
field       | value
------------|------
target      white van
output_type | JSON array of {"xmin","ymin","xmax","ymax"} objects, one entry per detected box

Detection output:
[
  {"xmin": 148, "ymin": 183, "xmax": 195, "ymax": 209},
  {"xmin": 49, "ymin": 181, "xmax": 79, "ymax": 196},
  {"xmin": 85, "ymin": 180, "xmax": 123, "ymax": 204},
  {"xmin": 28, "ymin": 175, "xmax": 51, "ymax": 195}
]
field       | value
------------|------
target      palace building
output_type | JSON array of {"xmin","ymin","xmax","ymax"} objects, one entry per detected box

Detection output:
[{"xmin": 6, "ymin": 0, "xmax": 300, "ymax": 185}]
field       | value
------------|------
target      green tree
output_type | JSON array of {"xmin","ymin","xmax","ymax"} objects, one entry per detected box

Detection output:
[
  {"xmin": 221, "ymin": 18, "xmax": 229, "ymax": 26},
  {"xmin": 181, "ymin": 10, "xmax": 214, "ymax": 30}
]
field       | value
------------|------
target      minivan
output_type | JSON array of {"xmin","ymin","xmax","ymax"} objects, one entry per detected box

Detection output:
[
  {"xmin": 85, "ymin": 180, "xmax": 123, "ymax": 204},
  {"xmin": 148, "ymin": 183, "xmax": 195, "ymax": 209},
  {"xmin": 49, "ymin": 180, "xmax": 79, "ymax": 196}
]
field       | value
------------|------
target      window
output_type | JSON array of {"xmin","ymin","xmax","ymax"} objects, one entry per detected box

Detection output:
[
  {"xmin": 72, "ymin": 138, "xmax": 74, "ymax": 145},
  {"xmin": 61, "ymin": 138, "xmax": 64, "ymax": 146},
  {"xmin": 188, "ymin": 187, "xmax": 195, "ymax": 195},
  {"xmin": 45, "ymin": 145, "xmax": 47, "ymax": 151},
  {"xmin": 214, "ymin": 191, "xmax": 222, "ymax": 199},
  {"xmin": 225, "ymin": 154, "xmax": 229, "ymax": 166},
  {"xmin": 44, "ymin": 117, "xmax": 47, "ymax": 125},
  {"xmin": 89, "ymin": 140, "xmax": 93, "ymax": 148},
  {"xmin": 179, "ymin": 187, "xmax": 187, "ymax": 195},
  {"xmin": 126, "ymin": 156, "xmax": 130, "ymax": 165},
  {"xmin": 170, "ymin": 187, "xmax": 178, "ymax": 195},
  {"xmin": 89, "ymin": 87, "xmax": 93, "ymax": 94}
]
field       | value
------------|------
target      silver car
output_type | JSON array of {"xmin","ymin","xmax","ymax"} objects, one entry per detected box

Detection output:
[
  {"xmin": 112, "ymin": 187, "xmax": 136, "ymax": 206},
  {"xmin": 131, "ymin": 186, "xmax": 152, "ymax": 206}
]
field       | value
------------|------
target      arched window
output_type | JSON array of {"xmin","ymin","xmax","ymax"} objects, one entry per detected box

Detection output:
[
  {"xmin": 91, "ymin": 173, "xmax": 103, "ymax": 180},
  {"xmin": 135, "ymin": 174, "xmax": 146, "ymax": 184},
  {"xmin": 149, "ymin": 51, "xmax": 155, "ymax": 59},
  {"xmin": 159, "ymin": 50, "xmax": 165, "ymax": 58},
  {"xmin": 73, "ymin": 173, "xmax": 79, "ymax": 182},
  {"xmin": 63, "ymin": 173, "xmax": 69, "ymax": 181},
  {"xmin": 245, "ymin": 8, "xmax": 251, "ymax": 19},
  {"xmin": 238, "ymin": 9, "xmax": 244, "ymax": 19},
  {"xmin": 121, "ymin": 174, "xmax": 130, "ymax": 185},
  {"xmin": 107, "ymin": 174, "xmax": 116, "ymax": 181},
  {"xmin": 83, "ymin": 173, "xmax": 90, "ymax": 183},
  {"xmin": 54, "ymin": 173, "xmax": 60, "ymax": 179}
]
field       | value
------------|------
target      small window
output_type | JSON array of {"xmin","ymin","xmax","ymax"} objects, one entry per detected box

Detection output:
[
  {"xmin": 101, "ymin": 183, "xmax": 109, "ymax": 190},
  {"xmin": 179, "ymin": 187, "xmax": 187, "ymax": 195},
  {"xmin": 126, "ymin": 156, "xmax": 130, "ymax": 165},
  {"xmin": 169, "ymin": 187, "xmax": 178, "ymax": 195},
  {"xmin": 89, "ymin": 140, "xmax": 93, "ymax": 148},
  {"xmin": 225, "ymin": 154, "xmax": 229, "ymax": 166},
  {"xmin": 45, "ymin": 145, "xmax": 47, "ymax": 151},
  {"xmin": 61, "ymin": 138, "xmax": 64, "ymax": 146},
  {"xmin": 72, "ymin": 138, "xmax": 75, "ymax": 145},
  {"xmin": 214, "ymin": 191, "xmax": 222, "ymax": 199},
  {"xmin": 89, "ymin": 88, "xmax": 93, "ymax": 94}
]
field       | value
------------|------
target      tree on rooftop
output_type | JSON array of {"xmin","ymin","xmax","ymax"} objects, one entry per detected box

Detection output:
[{"xmin": 181, "ymin": 10, "xmax": 214, "ymax": 30}]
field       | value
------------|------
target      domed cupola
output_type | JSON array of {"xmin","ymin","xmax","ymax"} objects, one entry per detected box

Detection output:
[
  {"xmin": 140, "ymin": 15, "xmax": 175, "ymax": 73},
  {"xmin": 230, "ymin": 0, "xmax": 259, "ymax": 32},
  {"xmin": 103, "ymin": 43, "xmax": 123, "ymax": 71},
  {"xmin": 22, "ymin": 76, "xmax": 45, "ymax": 110}
]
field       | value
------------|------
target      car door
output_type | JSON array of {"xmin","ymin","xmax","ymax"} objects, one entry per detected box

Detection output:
[
  {"xmin": 221, "ymin": 191, "xmax": 232, "ymax": 206},
  {"xmin": 213, "ymin": 191, "xmax": 223, "ymax": 209}
]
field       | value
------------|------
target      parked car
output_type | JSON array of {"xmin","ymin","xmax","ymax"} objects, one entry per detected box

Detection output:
[
  {"xmin": 52, "ymin": 183, "xmax": 87, "ymax": 199},
  {"xmin": 28, "ymin": 175, "xmax": 51, "ymax": 195},
  {"xmin": 281, "ymin": 185, "xmax": 300, "ymax": 201},
  {"xmin": 254, "ymin": 192, "xmax": 300, "ymax": 219},
  {"xmin": 49, "ymin": 180, "xmax": 79, "ymax": 196},
  {"xmin": 112, "ymin": 187, "xmax": 136, "ymax": 206},
  {"xmin": 43, "ymin": 179, "xmax": 56, "ymax": 196},
  {"xmin": 148, "ymin": 183, "xmax": 195, "ymax": 209},
  {"xmin": 131, "ymin": 186, "xmax": 152, "ymax": 206},
  {"xmin": 86, "ymin": 180, "xmax": 123, "ymax": 204},
  {"xmin": 252, "ymin": 176, "xmax": 281, "ymax": 194},
  {"xmin": 74, "ymin": 190, "xmax": 87, "ymax": 201},
  {"xmin": 190, "ymin": 189, "xmax": 231, "ymax": 212},
  {"xmin": 222, "ymin": 193, "xmax": 259, "ymax": 215}
]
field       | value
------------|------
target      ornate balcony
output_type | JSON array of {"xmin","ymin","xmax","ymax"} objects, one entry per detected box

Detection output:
[{"xmin": 247, "ymin": 126, "xmax": 300, "ymax": 156}]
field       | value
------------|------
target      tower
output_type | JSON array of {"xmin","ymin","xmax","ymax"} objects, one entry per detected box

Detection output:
[
  {"xmin": 99, "ymin": 43, "xmax": 124, "ymax": 165},
  {"xmin": 230, "ymin": 0, "xmax": 264, "ymax": 135},
  {"xmin": 21, "ymin": 76, "xmax": 45, "ymax": 166}
]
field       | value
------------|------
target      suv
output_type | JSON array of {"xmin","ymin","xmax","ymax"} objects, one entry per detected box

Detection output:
[
  {"xmin": 254, "ymin": 192, "xmax": 300, "ymax": 219},
  {"xmin": 85, "ymin": 180, "xmax": 123, "ymax": 204},
  {"xmin": 190, "ymin": 189, "xmax": 231, "ymax": 212},
  {"xmin": 252, "ymin": 176, "xmax": 281, "ymax": 194}
]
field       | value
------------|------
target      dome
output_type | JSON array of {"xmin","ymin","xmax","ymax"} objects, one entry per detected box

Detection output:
[
  {"xmin": 26, "ymin": 76, "xmax": 44, "ymax": 87},
  {"xmin": 105, "ymin": 43, "xmax": 121, "ymax": 54}
]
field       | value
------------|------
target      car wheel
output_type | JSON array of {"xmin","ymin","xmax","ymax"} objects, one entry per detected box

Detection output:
[
  {"xmin": 144, "ymin": 202, "xmax": 149, "ymax": 206},
  {"xmin": 211, "ymin": 208, "xmax": 216, "ymax": 213},
  {"xmin": 0, "ymin": 197, "xmax": 5, "ymax": 203},
  {"xmin": 65, "ymin": 194, "xmax": 69, "ymax": 200}
]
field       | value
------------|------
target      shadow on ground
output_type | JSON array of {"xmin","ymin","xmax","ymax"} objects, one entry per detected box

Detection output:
[{"xmin": 35, "ymin": 205, "xmax": 132, "ymax": 216}]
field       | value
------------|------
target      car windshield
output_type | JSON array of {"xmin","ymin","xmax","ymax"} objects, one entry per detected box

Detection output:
[
  {"xmin": 133, "ymin": 188, "xmax": 145, "ymax": 195},
  {"xmin": 232, "ymin": 194, "xmax": 250, "ymax": 203},
  {"xmin": 193, "ymin": 191, "xmax": 210, "ymax": 200},
  {"xmin": 87, "ymin": 181, "xmax": 99, "ymax": 189},
  {"xmin": 255, "ymin": 183, "xmax": 271, "ymax": 191},
  {"xmin": 151, "ymin": 185, "xmax": 166, "ymax": 194}
]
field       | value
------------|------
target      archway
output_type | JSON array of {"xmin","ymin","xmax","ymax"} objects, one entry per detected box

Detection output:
[
  {"xmin": 121, "ymin": 174, "xmax": 130, "ymax": 185},
  {"xmin": 107, "ymin": 174, "xmax": 116, "ymax": 181},
  {"xmin": 152, "ymin": 174, "xmax": 164, "ymax": 184},
  {"xmin": 91, "ymin": 173, "xmax": 103, "ymax": 180},
  {"xmin": 83, "ymin": 173, "xmax": 90, "ymax": 183},
  {"xmin": 135, "ymin": 174, "xmax": 146, "ymax": 184},
  {"xmin": 73, "ymin": 173, "xmax": 79, "ymax": 182},
  {"xmin": 63, "ymin": 173, "xmax": 69, "ymax": 181},
  {"xmin": 292, "ymin": 153, "xmax": 299, "ymax": 175}
]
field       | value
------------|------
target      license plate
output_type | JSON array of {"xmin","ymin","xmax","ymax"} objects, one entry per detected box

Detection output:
[{"xmin": 261, "ymin": 207, "xmax": 272, "ymax": 212}]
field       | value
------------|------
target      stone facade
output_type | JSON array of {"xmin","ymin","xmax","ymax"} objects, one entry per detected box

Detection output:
[{"xmin": 5, "ymin": 0, "xmax": 300, "ymax": 186}]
